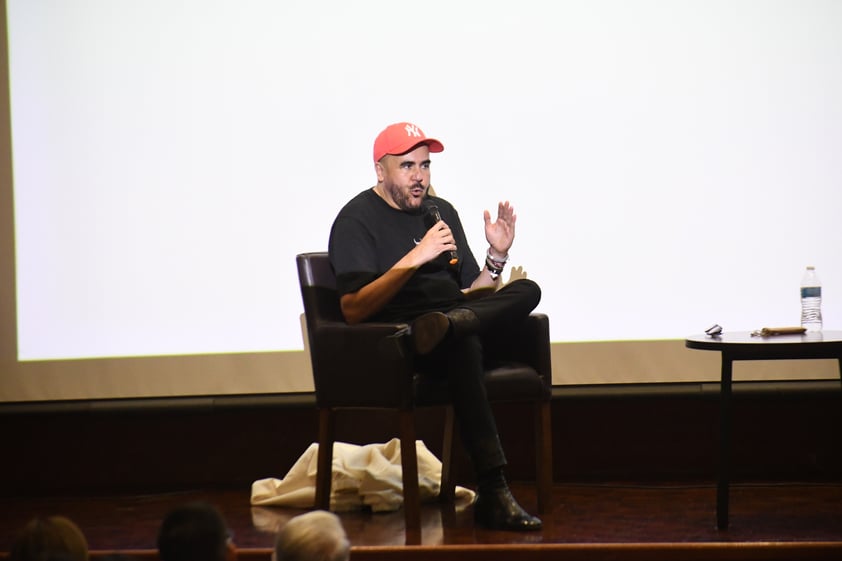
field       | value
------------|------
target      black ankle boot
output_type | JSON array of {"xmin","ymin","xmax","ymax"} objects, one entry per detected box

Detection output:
[
  {"xmin": 474, "ymin": 486, "xmax": 543, "ymax": 531},
  {"xmin": 445, "ymin": 307, "xmax": 480, "ymax": 339},
  {"xmin": 410, "ymin": 311, "xmax": 450, "ymax": 355},
  {"xmin": 410, "ymin": 308, "xmax": 479, "ymax": 355}
]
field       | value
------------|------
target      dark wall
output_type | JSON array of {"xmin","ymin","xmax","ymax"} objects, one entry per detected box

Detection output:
[{"xmin": 1, "ymin": 382, "xmax": 840, "ymax": 497}]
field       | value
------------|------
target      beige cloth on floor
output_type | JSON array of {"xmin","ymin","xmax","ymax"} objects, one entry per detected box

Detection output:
[{"xmin": 250, "ymin": 439, "xmax": 475, "ymax": 512}]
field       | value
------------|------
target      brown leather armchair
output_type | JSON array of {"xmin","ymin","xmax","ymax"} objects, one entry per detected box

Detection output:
[{"xmin": 296, "ymin": 252, "xmax": 553, "ymax": 537}]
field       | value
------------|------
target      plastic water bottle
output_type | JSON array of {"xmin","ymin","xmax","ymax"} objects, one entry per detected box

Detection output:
[{"xmin": 800, "ymin": 266, "xmax": 822, "ymax": 332}]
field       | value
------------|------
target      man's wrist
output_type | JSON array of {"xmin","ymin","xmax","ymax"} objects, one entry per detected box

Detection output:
[
  {"xmin": 485, "ymin": 248, "xmax": 508, "ymax": 280},
  {"xmin": 487, "ymin": 247, "xmax": 509, "ymax": 263}
]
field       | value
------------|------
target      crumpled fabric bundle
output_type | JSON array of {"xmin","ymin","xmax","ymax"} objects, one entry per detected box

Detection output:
[{"xmin": 250, "ymin": 439, "xmax": 475, "ymax": 512}]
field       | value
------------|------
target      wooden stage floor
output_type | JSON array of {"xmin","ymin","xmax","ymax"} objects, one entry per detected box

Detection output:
[{"xmin": 2, "ymin": 481, "xmax": 842, "ymax": 560}]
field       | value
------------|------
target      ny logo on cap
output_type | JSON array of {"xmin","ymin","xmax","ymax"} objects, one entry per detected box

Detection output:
[{"xmin": 404, "ymin": 123, "xmax": 422, "ymax": 138}]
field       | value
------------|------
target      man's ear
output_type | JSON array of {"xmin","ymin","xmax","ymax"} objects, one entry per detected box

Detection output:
[{"xmin": 374, "ymin": 161, "xmax": 385, "ymax": 182}]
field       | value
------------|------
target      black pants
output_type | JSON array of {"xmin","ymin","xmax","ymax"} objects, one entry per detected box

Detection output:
[{"xmin": 415, "ymin": 278, "xmax": 541, "ymax": 475}]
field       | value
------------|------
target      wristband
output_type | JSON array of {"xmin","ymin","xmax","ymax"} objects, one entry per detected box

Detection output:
[
  {"xmin": 486, "ymin": 248, "xmax": 509, "ymax": 265},
  {"xmin": 485, "ymin": 253, "xmax": 506, "ymax": 280}
]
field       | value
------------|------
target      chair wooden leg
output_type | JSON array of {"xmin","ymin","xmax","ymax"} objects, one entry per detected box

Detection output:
[
  {"xmin": 398, "ymin": 409, "xmax": 421, "ymax": 542},
  {"xmin": 535, "ymin": 400, "xmax": 553, "ymax": 514},
  {"xmin": 315, "ymin": 407, "xmax": 335, "ymax": 511},
  {"xmin": 438, "ymin": 405, "xmax": 457, "ymax": 503}
]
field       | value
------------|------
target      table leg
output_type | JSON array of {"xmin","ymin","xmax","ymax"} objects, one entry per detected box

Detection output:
[{"xmin": 717, "ymin": 354, "xmax": 733, "ymax": 530}]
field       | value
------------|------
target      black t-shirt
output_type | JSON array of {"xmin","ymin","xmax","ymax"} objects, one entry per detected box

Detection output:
[{"xmin": 328, "ymin": 189, "xmax": 481, "ymax": 322}]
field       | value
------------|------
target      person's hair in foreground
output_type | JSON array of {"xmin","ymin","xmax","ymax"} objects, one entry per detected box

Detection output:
[
  {"xmin": 10, "ymin": 515, "xmax": 90, "ymax": 561},
  {"xmin": 157, "ymin": 502, "xmax": 236, "ymax": 561},
  {"xmin": 273, "ymin": 510, "xmax": 350, "ymax": 561}
]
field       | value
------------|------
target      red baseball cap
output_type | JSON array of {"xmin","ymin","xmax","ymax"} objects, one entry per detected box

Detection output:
[{"xmin": 373, "ymin": 122, "xmax": 444, "ymax": 162}]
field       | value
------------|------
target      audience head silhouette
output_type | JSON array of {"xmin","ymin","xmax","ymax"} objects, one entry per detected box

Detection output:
[
  {"xmin": 10, "ymin": 515, "xmax": 90, "ymax": 561},
  {"xmin": 157, "ymin": 502, "xmax": 236, "ymax": 561},
  {"xmin": 273, "ymin": 511, "xmax": 349, "ymax": 561}
]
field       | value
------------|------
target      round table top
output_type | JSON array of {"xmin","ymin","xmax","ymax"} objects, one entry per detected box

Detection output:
[{"xmin": 686, "ymin": 330, "xmax": 842, "ymax": 351}]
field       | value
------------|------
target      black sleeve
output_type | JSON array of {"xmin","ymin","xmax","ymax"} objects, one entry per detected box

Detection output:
[{"xmin": 328, "ymin": 214, "xmax": 379, "ymax": 297}]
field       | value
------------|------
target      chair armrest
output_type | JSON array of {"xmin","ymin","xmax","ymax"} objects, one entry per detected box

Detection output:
[
  {"xmin": 308, "ymin": 320, "xmax": 416, "ymax": 408},
  {"xmin": 484, "ymin": 313, "xmax": 552, "ymax": 388}
]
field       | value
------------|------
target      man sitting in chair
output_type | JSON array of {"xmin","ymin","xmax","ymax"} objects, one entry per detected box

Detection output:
[{"xmin": 328, "ymin": 122, "xmax": 543, "ymax": 531}]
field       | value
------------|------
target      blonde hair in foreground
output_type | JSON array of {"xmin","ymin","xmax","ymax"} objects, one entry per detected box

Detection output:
[
  {"xmin": 273, "ymin": 510, "xmax": 349, "ymax": 561},
  {"xmin": 10, "ymin": 516, "xmax": 90, "ymax": 561}
]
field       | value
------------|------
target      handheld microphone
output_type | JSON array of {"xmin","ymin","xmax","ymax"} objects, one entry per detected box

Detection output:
[{"xmin": 423, "ymin": 201, "xmax": 459, "ymax": 265}]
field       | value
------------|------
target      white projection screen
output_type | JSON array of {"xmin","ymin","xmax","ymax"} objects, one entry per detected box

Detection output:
[{"xmin": 2, "ymin": 0, "xmax": 841, "ymax": 402}]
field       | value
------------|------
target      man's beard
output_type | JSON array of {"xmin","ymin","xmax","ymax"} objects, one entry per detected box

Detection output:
[{"xmin": 385, "ymin": 182, "xmax": 426, "ymax": 212}]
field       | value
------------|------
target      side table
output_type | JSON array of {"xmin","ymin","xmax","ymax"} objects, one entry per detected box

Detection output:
[{"xmin": 685, "ymin": 330, "xmax": 842, "ymax": 529}]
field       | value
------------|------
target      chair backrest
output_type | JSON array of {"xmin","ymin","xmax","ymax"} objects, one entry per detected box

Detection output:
[
  {"xmin": 296, "ymin": 252, "xmax": 343, "ymax": 329},
  {"xmin": 296, "ymin": 252, "xmax": 415, "ymax": 408}
]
